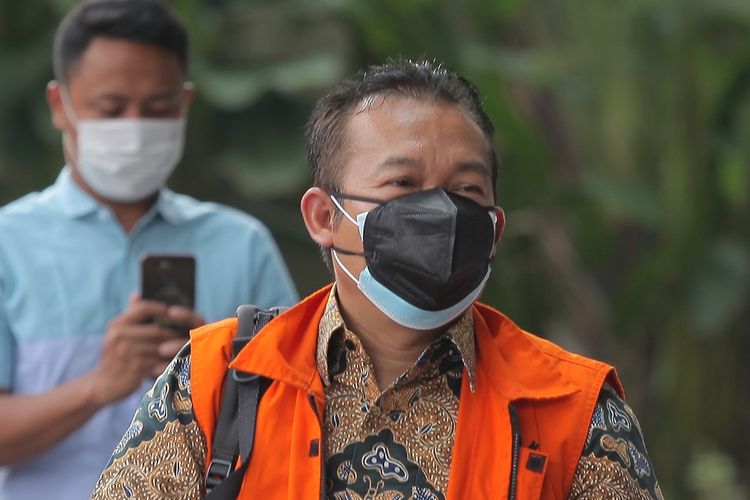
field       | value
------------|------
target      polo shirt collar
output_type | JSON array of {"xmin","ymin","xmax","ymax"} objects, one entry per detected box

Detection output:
[
  {"xmin": 153, "ymin": 189, "xmax": 189, "ymax": 225},
  {"xmin": 53, "ymin": 166, "xmax": 187, "ymax": 225},
  {"xmin": 53, "ymin": 166, "xmax": 99, "ymax": 219}
]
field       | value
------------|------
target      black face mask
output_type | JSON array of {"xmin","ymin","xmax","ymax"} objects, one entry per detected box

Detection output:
[{"xmin": 331, "ymin": 188, "xmax": 497, "ymax": 312}]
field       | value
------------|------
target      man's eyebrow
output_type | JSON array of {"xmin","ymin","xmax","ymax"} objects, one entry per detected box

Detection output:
[
  {"xmin": 144, "ymin": 92, "xmax": 183, "ymax": 102},
  {"xmin": 456, "ymin": 160, "xmax": 492, "ymax": 179},
  {"xmin": 379, "ymin": 155, "xmax": 423, "ymax": 169},
  {"xmin": 94, "ymin": 92, "xmax": 181, "ymax": 103},
  {"xmin": 379, "ymin": 156, "xmax": 490, "ymax": 177},
  {"xmin": 94, "ymin": 93, "xmax": 128, "ymax": 102}
]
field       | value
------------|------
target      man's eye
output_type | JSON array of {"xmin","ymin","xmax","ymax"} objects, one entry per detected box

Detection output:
[
  {"xmin": 452, "ymin": 185, "xmax": 490, "ymax": 204},
  {"xmin": 390, "ymin": 178, "xmax": 414, "ymax": 188},
  {"xmin": 144, "ymin": 100, "xmax": 182, "ymax": 118},
  {"xmin": 151, "ymin": 108, "xmax": 178, "ymax": 117},
  {"xmin": 455, "ymin": 185, "xmax": 482, "ymax": 194}
]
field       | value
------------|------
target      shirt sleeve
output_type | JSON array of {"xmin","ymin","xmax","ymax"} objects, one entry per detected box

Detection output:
[
  {"xmin": 248, "ymin": 225, "xmax": 299, "ymax": 308},
  {"xmin": 0, "ymin": 285, "xmax": 13, "ymax": 390},
  {"xmin": 567, "ymin": 385, "xmax": 664, "ymax": 500},
  {"xmin": 91, "ymin": 343, "xmax": 206, "ymax": 499}
]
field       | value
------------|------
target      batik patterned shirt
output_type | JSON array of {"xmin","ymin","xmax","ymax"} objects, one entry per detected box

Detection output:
[
  {"xmin": 91, "ymin": 293, "xmax": 663, "ymax": 499},
  {"xmin": 569, "ymin": 385, "xmax": 664, "ymax": 499},
  {"xmin": 316, "ymin": 290, "xmax": 476, "ymax": 499},
  {"xmin": 91, "ymin": 352, "xmax": 206, "ymax": 499}
]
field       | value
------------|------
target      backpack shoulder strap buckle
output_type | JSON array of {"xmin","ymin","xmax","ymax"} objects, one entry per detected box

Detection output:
[{"xmin": 205, "ymin": 455, "xmax": 235, "ymax": 491}]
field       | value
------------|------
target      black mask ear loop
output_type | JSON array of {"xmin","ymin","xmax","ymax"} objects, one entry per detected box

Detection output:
[
  {"xmin": 328, "ymin": 192, "xmax": 385, "ymax": 258},
  {"xmin": 330, "ymin": 246, "xmax": 366, "ymax": 257},
  {"xmin": 327, "ymin": 193, "xmax": 369, "ymax": 285},
  {"xmin": 330, "ymin": 192, "xmax": 388, "ymax": 205}
]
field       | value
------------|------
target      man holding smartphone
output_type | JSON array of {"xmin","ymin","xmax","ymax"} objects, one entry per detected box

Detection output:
[{"xmin": 0, "ymin": 1, "xmax": 297, "ymax": 499}]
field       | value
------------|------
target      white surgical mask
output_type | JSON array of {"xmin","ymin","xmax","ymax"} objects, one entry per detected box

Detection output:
[{"xmin": 61, "ymin": 90, "xmax": 186, "ymax": 202}]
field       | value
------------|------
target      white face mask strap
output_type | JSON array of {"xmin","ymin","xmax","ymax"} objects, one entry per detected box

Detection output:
[
  {"xmin": 331, "ymin": 249, "xmax": 360, "ymax": 285},
  {"xmin": 330, "ymin": 195, "xmax": 359, "ymax": 227}
]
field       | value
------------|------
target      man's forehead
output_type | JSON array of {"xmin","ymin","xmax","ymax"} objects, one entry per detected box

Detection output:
[
  {"xmin": 65, "ymin": 39, "xmax": 185, "ymax": 96},
  {"xmin": 348, "ymin": 93, "xmax": 484, "ymax": 135},
  {"xmin": 344, "ymin": 94, "xmax": 491, "ymax": 157},
  {"xmin": 68, "ymin": 37, "xmax": 184, "ymax": 78}
]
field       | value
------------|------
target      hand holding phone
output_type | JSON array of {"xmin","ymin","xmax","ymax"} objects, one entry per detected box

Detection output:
[{"xmin": 140, "ymin": 254, "xmax": 196, "ymax": 336}]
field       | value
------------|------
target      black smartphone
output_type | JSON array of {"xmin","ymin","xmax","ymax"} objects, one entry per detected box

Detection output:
[{"xmin": 140, "ymin": 254, "xmax": 196, "ymax": 334}]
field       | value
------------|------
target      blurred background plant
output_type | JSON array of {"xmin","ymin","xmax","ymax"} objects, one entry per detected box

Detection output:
[
  {"xmin": 688, "ymin": 449, "xmax": 748, "ymax": 500},
  {"xmin": 1, "ymin": 0, "xmax": 748, "ymax": 497}
]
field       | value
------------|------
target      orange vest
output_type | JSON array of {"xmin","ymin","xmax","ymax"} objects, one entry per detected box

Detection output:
[{"xmin": 190, "ymin": 285, "xmax": 622, "ymax": 499}]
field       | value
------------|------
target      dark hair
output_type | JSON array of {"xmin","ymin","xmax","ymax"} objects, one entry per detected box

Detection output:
[
  {"xmin": 53, "ymin": 0, "xmax": 188, "ymax": 83},
  {"xmin": 305, "ymin": 59, "xmax": 498, "ymax": 197}
]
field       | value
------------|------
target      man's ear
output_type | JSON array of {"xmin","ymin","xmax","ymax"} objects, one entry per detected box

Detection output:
[
  {"xmin": 301, "ymin": 187, "xmax": 336, "ymax": 249},
  {"xmin": 182, "ymin": 81, "xmax": 194, "ymax": 108},
  {"xmin": 493, "ymin": 207, "xmax": 506, "ymax": 244},
  {"xmin": 46, "ymin": 80, "xmax": 69, "ymax": 131},
  {"xmin": 490, "ymin": 207, "xmax": 505, "ymax": 258}
]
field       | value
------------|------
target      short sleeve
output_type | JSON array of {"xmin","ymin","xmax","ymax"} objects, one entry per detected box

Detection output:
[
  {"xmin": 568, "ymin": 385, "xmax": 664, "ymax": 499},
  {"xmin": 248, "ymin": 226, "xmax": 299, "ymax": 308},
  {"xmin": 0, "ymin": 286, "xmax": 13, "ymax": 389}
]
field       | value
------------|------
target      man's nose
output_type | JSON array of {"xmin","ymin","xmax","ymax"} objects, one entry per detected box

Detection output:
[{"xmin": 121, "ymin": 105, "xmax": 145, "ymax": 119}]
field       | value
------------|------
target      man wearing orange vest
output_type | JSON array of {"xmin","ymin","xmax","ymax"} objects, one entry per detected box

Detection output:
[{"xmin": 92, "ymin": 60, "xmax": 663, "ymax": 499}]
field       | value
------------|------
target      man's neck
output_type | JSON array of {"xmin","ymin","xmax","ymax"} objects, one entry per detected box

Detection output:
[
  {"xmin": 70, "ymin": 165, "xmax": 156, "ymax": 233},
  {"xmin": 335, "ymin": 286, "xmax": 445, "ymax": 391}
]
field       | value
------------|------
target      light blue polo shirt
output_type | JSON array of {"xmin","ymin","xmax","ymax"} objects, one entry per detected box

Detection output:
[{"xmin": 0, "ymin": 167, "xmax": 298, "ymax": 500}]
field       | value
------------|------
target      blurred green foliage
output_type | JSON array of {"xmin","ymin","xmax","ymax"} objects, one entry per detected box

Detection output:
[
  {"xmin": 1, "ymin": 0, "xmax": 749, "ymax": 497},
  {"xmin": 688, "ymin": 449, "xmax": 747, "ymax": 500}
]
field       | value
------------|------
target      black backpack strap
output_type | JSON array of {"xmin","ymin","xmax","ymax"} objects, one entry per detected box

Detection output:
[
  {"xmin": 204, "ymin": 305, "xmax": 285, "ymax": 498},
  {"xmin": 204, "ymin": 376, "xmax": 261, "ymax": 499},
  {"xmin": 204, "ymin": 374, "xmax": 240, "ymax": 491}
]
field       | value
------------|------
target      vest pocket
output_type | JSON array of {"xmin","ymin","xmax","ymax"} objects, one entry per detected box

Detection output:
[{"xmin": 515, "ymin": 448, "xmax": 548, "ymax": 499}]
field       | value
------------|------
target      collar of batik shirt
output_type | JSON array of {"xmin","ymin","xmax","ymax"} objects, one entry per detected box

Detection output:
[{"xmin": 315, "ymin": 285, "xmax": 477, "ymax": 392}]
